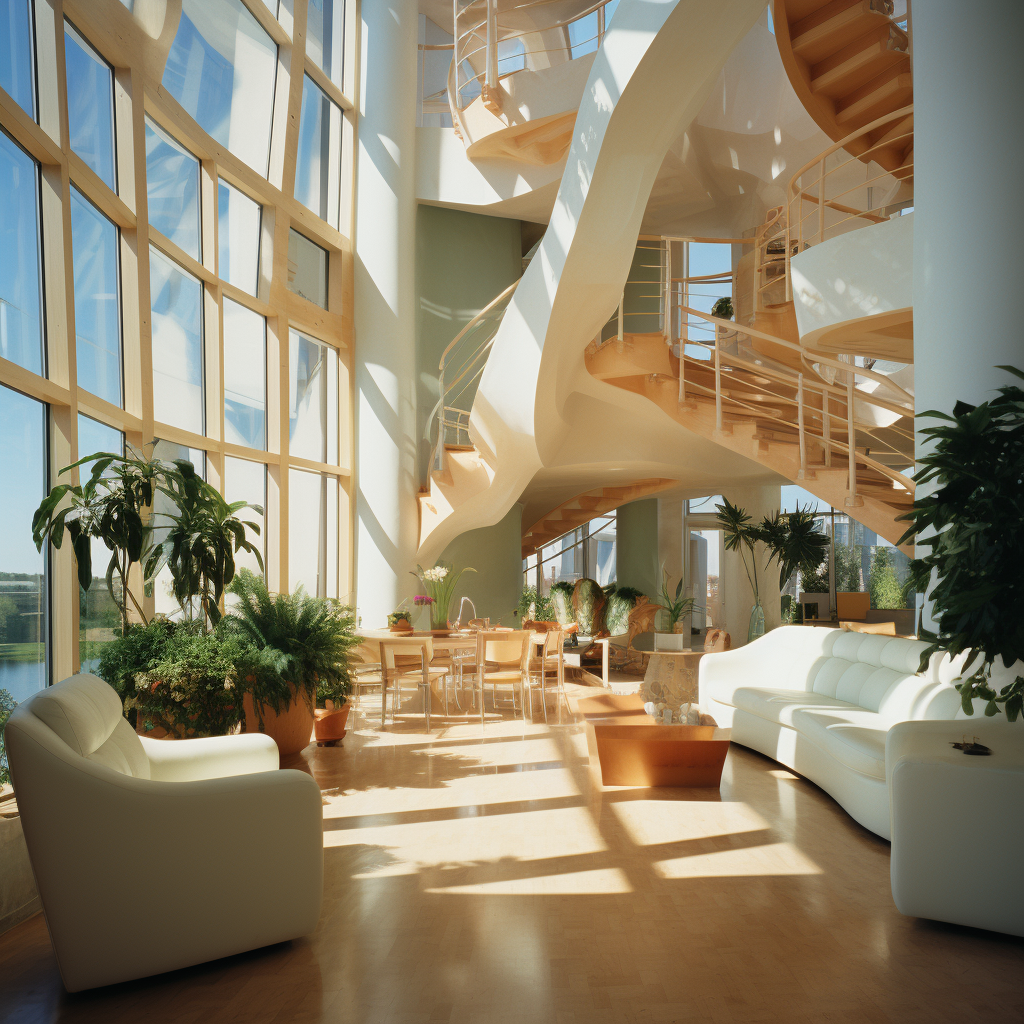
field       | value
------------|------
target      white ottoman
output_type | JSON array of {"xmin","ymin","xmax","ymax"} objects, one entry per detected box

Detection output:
[{"xmin": 887, "ymin": 718, "xmax": 1024, "ymax": 937}]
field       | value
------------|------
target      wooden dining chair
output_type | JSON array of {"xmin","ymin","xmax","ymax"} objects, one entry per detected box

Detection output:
[
  {"xmin": 378, "ymin": 637, "xmax": 450, "ymax": 731},
  {"xmin": 474, "ymin": 630, "xmax": 532, "ymax": 725},
  {"xmin": 349, "ymin": 637, "xmax": 385, "ymax": 708},
  {"xmin": 527, "ymin": 628, "xmax": 566, "ymax": 723}
]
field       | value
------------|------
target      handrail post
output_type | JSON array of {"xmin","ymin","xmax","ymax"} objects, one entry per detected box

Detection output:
[
  {"xmin": 436, "ymin": 369, "xmax": 446, "ymax": 472},
  {"xmin": 678, "ymin": 342, "xmax": 686, "ymax": 404},
  {"xmin": 663, "ymin": 240, "xmax": 670, "ymax": 342},
  {"xmin": 797, "ymin": 372, "xmax": 806, "ymax": 479},
  {"xmin": 452, "ymin": 0, "xmax": 460, "ymax": 107},
  {"xmin": 714, "ymin": 323, "xmax": 722, "ymax": 432},
  {"xmin": 617, "ymin": 289, "xmax": 623, "ymax": 342},
  {"xmin": 847, "ymin": 370, "xmax": 857, "ymax": 504},
  {"xmin": 597, "ymin": 4, "xmax": 605, "ymax": 45},
  {"xmin": 817, "ymin": 158, "xmax": 826, "ymax": 244},
  {"xmin": 785, "ymin": 190, "xmax": 793, "ymax": 303},
  {"xmin": 822, "ymin": 387, "xmax": 831, "ymax": 466},
  {"xmin": 483, "ymin": 0, "xmax": 499, "ymax": 112}
]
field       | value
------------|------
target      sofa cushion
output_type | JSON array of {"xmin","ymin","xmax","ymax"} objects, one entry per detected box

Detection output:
[
  {"xmin": 790, "ymin": 706, "xmax": 888, "ymax": 780},
  {"xmin": 729, "ymin": 686, "xmax": 858, "ymax": 728}
]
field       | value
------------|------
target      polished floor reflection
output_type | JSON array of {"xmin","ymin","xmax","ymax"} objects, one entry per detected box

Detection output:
[{"xmin": 2, "ymin": 689, "xmax": 1023, "ymax": 1023}]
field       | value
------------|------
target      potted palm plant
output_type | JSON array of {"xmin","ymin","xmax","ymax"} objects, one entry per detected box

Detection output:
[
  {"xmin": 897, "ymin": 365, "xmax": 1024, "ymax": 719},
  {"xmin": 221, "ymin": 570, "xmax": 360, "ymax": 756},
  {"xmin": 716, "ymin": 498, "xmax": 829, "ymax": 642}
]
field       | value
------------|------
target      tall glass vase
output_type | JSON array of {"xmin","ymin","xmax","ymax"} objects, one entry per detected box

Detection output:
[{"xmin": 747, "ymin": 601, "xmax": 765, "ymax": 643}]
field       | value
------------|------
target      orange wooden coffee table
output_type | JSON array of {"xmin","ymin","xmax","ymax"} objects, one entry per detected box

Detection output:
[{"xmin": 571, "ymin": 693, "xmax": 731, "ymax": 788}]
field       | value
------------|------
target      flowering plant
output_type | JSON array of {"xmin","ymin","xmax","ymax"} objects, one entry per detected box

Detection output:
[
  {"xmin": 413, "ymin": 595, "xmax": 434, "ymax": 606},
  {"xmin": 413, "ymin": 562, "xmax": 476, "ymax": 630}
]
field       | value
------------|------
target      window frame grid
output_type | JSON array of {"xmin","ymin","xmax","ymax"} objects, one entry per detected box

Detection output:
[{"xmin": 0, "ymin": 0, "xmax": 357, "ymax": 683}]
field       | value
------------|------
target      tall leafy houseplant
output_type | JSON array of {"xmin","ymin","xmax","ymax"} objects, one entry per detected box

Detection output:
[
  {"xmin": 716, "ymin": 499, "xmax": 829, "ymax": 641},
  {"xmin": 32, "ymin": 447, "xmax": 168, "ymax": 634},
  {"xmin": 413, "ymin": 563, "xmax": 476, "ymax": 630},
  {"xmin": 146, "ymin": 461, "xmax": 264, "ymax": 627},
  {"xmin": 897, "ymin": 366, "xmax": 1024, "ymax": 720}
]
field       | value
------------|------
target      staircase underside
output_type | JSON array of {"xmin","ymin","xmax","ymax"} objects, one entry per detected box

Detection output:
[
  {"xmin": 774, "ymin": 0, "xmax": 914, "ymax": 176},
  {"xmin": 521, "ymin": 478, "xmax": 677, "ymax": 557},
  {"xmin": 587, "ymin": 332, "xmax": 914, "ymax": 551}
]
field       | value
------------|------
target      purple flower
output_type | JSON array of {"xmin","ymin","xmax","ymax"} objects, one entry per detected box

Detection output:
[{"xmin": 414, "ymin": 595, "xmax": 434, "ymax": 606}]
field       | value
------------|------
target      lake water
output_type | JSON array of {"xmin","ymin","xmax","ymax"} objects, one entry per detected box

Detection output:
[{"xmin": 0, "ymin": 659, "xmax": 48, "ymax": 704}]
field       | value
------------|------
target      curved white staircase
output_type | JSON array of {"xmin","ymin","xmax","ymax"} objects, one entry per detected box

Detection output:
[{"xmin": 416, "ymin": 0, "xmax": 770, "ymax": 562}]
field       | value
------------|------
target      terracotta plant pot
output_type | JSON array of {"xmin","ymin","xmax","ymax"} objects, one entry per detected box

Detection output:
[
  {"xmin": 243, "ymin": 683, "xmax": 315, "ymax": 757},
  {"xmin": 314, "ymin": 702, "xmax": 352, "ymax": 747},
  {"xmin": 389, "ymin": 618, "xmax": 412, "ymax": 632}
]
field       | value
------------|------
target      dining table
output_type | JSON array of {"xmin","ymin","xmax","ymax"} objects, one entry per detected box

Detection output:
[{"xmin": 356, "ymin": 628, "xmax": 609, "ymax": 727}]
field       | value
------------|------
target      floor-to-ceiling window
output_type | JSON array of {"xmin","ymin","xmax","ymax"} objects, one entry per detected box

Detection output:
[{"xmin": 0, "ymin": 0, "xmax": 357, "ymax": 694}]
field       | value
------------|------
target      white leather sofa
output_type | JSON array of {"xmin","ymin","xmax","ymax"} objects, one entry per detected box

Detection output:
[
  {"xmin": 5, "ymin": 674, "xmax": 324, "ymax": 992},
  {"xmin": 698, "ymin": 626, "xmax": 968, "ymax": 840}
]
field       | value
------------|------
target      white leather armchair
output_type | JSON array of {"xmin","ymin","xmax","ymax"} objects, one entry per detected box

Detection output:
[{"xmin": 5, "ymin": 674, "xmax": 324, "ymax": 992}]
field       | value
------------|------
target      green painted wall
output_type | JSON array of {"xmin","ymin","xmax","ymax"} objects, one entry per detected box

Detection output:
[
  {"xmin": 599, "ymin": 241, "xmax": 663, "ymax": 341},
  {"xmin": 415, "ymin": 205, "xmax": 522, "ymax": 482},
  {"xmin": 616, "ymin": 499, "xmax": 660, "ymax": 601},
  {"xmin": 439, "ymin": 504, "xmax": 523, "ymax": 626}
]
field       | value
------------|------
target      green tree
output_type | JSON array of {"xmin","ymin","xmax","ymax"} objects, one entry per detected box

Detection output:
[
  {"xmin": 0, "ymin": 596, "xmax": 17, "ymax": 644},
  {"xmin": 800, "ymin": 542, "xmax": 863, "ymax": 594},
  {"xmin": 868, "ymin": 547, "xmax": 905, "ymax": 609}
]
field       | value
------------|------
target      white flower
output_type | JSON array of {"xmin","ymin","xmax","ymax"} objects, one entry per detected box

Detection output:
[{"xmin": 422, "ymin": 566, "xmax": 449, "ymax": 582}]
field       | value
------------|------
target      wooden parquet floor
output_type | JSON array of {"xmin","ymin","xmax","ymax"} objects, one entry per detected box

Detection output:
[{"xmin": 2, "ymin": 688, "xmax": 1023, "ymax": 1024}]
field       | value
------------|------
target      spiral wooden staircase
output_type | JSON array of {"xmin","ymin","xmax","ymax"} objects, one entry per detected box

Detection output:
[{"xmin": 773, "ymin": 0, "xmax": 914, "ymax": 176}]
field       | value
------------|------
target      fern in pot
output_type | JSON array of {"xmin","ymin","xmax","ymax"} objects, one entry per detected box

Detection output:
[{"xmin": 221, "ymin": 570, "xmax": 361, "ymax": 754}]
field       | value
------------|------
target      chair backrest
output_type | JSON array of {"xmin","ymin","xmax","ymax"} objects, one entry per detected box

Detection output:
[
  {"xmin": 11, "ymin": 674, "xmax": 150, "ymax": 779},
  {"xmin": 379, "ymin": 636, "xmax": 434, "ymax": 674},
  {"xmin": 542, "ymin": 629, "xmax": 565, "ymax": 658},
  {"xmin": 478, "ymin": 629, "xmax": 531, "ymax": 670},
  {"xmin": 351, "ymin": 637, "xmax": 383, "ymax": 669}
]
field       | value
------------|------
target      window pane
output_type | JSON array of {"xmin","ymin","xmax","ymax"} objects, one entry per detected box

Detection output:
[
  {"xmin": 163, "ymin": 0, "xmax": 278, "ymax": 176},
  {"xmin": 0, "ymin": 130, "xmax": 44, "ymax": 376},
  {"xmin": 223, "ymin": 297, "xmax": 266, "ymax": 450},
  {"xmin": 0, "ymin": 0, "xmax": 36, "ymax": 119},
  {"xmin": 294, "ymin": 75, "xmax": 341, "ymax": 227},
  {"xmin": 306, "ymin": 0, "xmax": 345, "ymax": 88},
  {"xmin": 287, "ymin": 228, "xmax": 327, "ymax": 308},
  {"xmin": 77, "ymin": 414, "xmax": 123, "ymax": 673},
  {"xmin": 224, "ymin": 456, "xmax": 265, "ymax": 581},
  {"xmin": 289, "ymin": 329, "xmax": 331, "ymax": 461},
  {"xmin": 64, "ymin": 23, "xmax": 116, "ymax": 193},
  {"xmin": 70, "ymin": 188, "xmax": 121, "ymax": 406},
  {"xmin": 218, "ymin": 179, "xmax": 261, "ymax": 294},
  {"xmin": 145, "ymin": 118, "xmax": 201, "ymax": 261},
  {"xmin": 0, "ymin": 384, "xmax": 47, "ymax": 701},
  {"xmin": 289, "ymin": 468, "xmax": 322, "ymax": 595},
  {"xmin": 151, "ymin": 439, "xmax": 204, "ymax": 619},
  {"xmin": 150, "ymin": 247, "xmax": 204, "ymax": 435},
  {"xmin": 325, "ymin": 474, "xmax": 338, "ymax": 599}
]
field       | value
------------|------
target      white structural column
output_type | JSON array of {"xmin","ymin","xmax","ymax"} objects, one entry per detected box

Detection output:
[
  {"xmin": 912, "ymin": 2, "xmax": 1024, "ymax": 628},
  {"xmin": 913, "ymin": 2, "xmax": 1024, "ymax": 418},
  {"xmin": 354, "ymin": 0, "xmax": 420, "ymax": 625}
]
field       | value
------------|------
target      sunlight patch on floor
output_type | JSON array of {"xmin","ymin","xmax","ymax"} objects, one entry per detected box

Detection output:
[
  {"xmin": 425, "ymin": 866, "xmax": 633, "ymax": 895},
  {"xmin": 654, "ymin": 841, "xmax": 822, "ymax": 878},
  {"xmin": 609, "ymin": 798, "xmax": 771, "ymax": 845}
]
